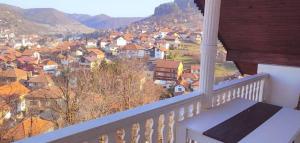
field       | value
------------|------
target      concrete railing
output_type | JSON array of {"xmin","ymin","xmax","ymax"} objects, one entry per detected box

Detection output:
[
  {"xmin": 212, "ymin": 73, "xmax": 270, "ymax": 107},
  {"xmin": 16, "ymin": 73, "xmax": 269, "ymax": 143}
]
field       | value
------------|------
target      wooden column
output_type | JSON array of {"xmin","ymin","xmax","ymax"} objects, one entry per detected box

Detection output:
[{"xmin": 200, "ymin": 0, "xmax": 222, "ymax": 109}]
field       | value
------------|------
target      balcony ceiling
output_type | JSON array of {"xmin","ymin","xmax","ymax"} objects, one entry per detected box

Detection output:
[{"xmin": 195, "ymin": 0, "xmax": 300, "ymax": 75}]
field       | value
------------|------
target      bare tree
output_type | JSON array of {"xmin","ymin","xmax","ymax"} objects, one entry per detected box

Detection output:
[{"xmin": 51, "ymin": 59, "xmax": 165, "ymax": 127}]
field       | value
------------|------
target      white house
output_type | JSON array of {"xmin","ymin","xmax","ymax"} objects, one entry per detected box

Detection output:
[
  {"xmin": 86, "ymin": 41, "xmax": 97, "ymax": 48},
  {"xmin": 42, "ymin": 60, "xmax": 58, "ymax": 74},
  {"xmin": 120, "ymin": 44, "xmax": 145, "ymax": 58},
  {"xmin": 103, "ymin": 44, "xmax": 119, "ymax": 55},
  {"xmin": 174, "ymin": 85, "xmax": 186, "ymax": 95},
  {"xmin": 150, "ymin": 47, "xmax": 167, "ymax": 59},
  {"xmin": 116, "ymin": 36, "xmax": 127, "ymax": 47}
]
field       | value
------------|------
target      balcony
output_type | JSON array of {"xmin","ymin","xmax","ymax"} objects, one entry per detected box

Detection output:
[
  {"xmin": 16, "ymin": 73, "xmax": 300, "ymax": 143},
  {"xmin": 15, "ymin": 0, "xmax": 300, "ymax": 142}
]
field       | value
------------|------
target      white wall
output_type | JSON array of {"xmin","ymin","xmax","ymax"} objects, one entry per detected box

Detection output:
[{"xmin": 258, "ymin": 64, "xmax": 300, "ymax": 108}]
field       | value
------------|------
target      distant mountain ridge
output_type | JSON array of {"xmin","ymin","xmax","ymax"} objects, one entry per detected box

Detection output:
[
  {"xmin": 0, "ymin": 4, "xmax": 94, "ymax": 35},
  {"xmin": 68, "ymin": 14, "xmax": 143, "ymax": 29},
  {"xmin": 0, "ymin": 3, "xmax": 144, "ymax": 35}
]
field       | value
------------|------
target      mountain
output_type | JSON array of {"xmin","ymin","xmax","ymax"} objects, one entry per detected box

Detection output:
[
  {"xmin": 133, "ymin": 0, "xmax": 202, "ymax": 30},
  {"xmin": 68, "ymin": 14, "xmax": 143, "ymax": 29},
  {"xmin": 0, "ymin": 4, "xmax": 94, "ymax": 35}
]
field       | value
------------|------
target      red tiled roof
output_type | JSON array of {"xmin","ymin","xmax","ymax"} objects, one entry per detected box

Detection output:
[
  {"xmin": 0, "ymin": 68, "xmax": 28, "ymax": 78},
  {"xmin": 156, "ymin": 59, "xmax": 181, "ymax": 69},
  {"xmin": 123, "ymin": 44, "xmax": 143, "ymax": 51},
  {"xmin": 3, "ymin": 117, "xmax": 55, "ymax": 141},
  {"xmin": 0, "ymin": 82, "xmax": 30, "ymax": 97}
]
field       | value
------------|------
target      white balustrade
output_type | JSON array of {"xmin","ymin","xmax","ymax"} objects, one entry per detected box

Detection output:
[
  {"xmin": 212, "ymin": 73, "xmax": 270, "ymax": 107},
  {"xmin": 16, "ymin": 73, "xmax": 269, "ymax": 143}
]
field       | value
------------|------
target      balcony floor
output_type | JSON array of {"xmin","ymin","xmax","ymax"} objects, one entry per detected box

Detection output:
[{"xmin": 177, "ymin": 98, "xmax": 300, "ymax": 143}]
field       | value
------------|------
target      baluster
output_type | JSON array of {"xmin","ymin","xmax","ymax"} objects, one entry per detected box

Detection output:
[
  {"xmin": 240, "ymin": 86, "xmax": 245, "ymax": 99},
  {"xmin": 259, "ymin": 79, "xmax": 265, "ymax": 102},
  {"xmin": 146, "ymin": 119, "xmax": 154, "ymax": 143},
  {"xmin": 227, "ymin": 90, "xmax": 232, "ymax": 102},
  {"xmin": 249, "ymin": 83, "xmax": 253, "ymax": 100},
  {"xmin": 131, "ymin": 124, "xmax": 139, "ymax": 143},
  {"xmin": 193, "ymin": 101, "xmax": 200, "ymax": 116},
  {"xmin": 158, "ymin": 114, "xmax": 167, "ymax": 143},
  {"xmin": 169, "ymin": 111, "xmax": 175, "ymax": 143},
  {"xmin": 252, "ymin": 82, "xmax": 257, "ymax": 101},
  {"xmin": 98, "ymin": 135, "xmax": 106, "ymax": 143},
  {"xmin": 118, "ymin": 129, "xmax": 126, "ymax": 143},
  {"xmin": 237, "ymin": 87, "xmax": 241, "ymax": 98},
  {"xmin": 161, "ymin": 113, "xmax": 170, "ymax": 143},
  {"xmin": 145, "ymin": 118, "xmax": 154, "ymax": 143},
  {"xmin": 139, "ymin": 121, "xmax": 147, "ymax": 143},
  {"xmin": 217, "ymin": 95, "xmax": 221, "ymax": 106},
  {"xmin": 185, "ymin": 104, "xmax": 193, "ymax": 118},
  {"xmin": 222, "ymin": 92, "xmax": 227, "ymax": 104},
  {"xmin": 245, "ymin": 84, "xmax": 249, "ymax": 100},
  {"xmin": 232, "ymin": 89, "xmax": 236, "ymax": 100},
  {"xmin": 255, "ymin": 81, "xmax": 260, "ymax": 101},
  {"xmin": 177, "ymin": 107, "xmax": 185, "ymax": 121}
]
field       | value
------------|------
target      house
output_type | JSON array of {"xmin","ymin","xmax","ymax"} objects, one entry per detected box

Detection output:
[
  {"xmin": 27, "ymin": 73, "xmax": 54, "ymax": 89},
  {"xmin": 16, "ymin": 57, "xmax": 39, "ymax": 71},
  {"xmin": 25, "ymin": 86, "xmax": 62, "ymax": 113},
  {"xmin": 0, "ymin": 68, "xmax": 28, "ymax": 83},
  {"xmin": 42, "ymin": 60, "xmax": 58, "ymax": 74},
  {"xmin": 22, "ymin": 49, "xmax": 41, "ymax": 61},
  {"xmin": 60, "ymin": 55, "xmax": 76, "ymax": 66},
  {"xmin": 181, "ymin": 72, "xmax": 199, "ymax": 83},
  {"xmin": 0, "ymin": 82, "xmax": 30, "ymax": 113},
  {"xmin": 150, "ymin": 47, "xmax": 167, "ymax": 60},
  {"xmin": 154, "ymin": 59, "xmax": 183, "ymax": 81},
  {"xmin": 165, "ymin": 36, "xmax": 181, "ymax": 49},
  {"xmin": 99, "ymin": 39, "xmax": 109, "ymax": 48},
  {"xmin": 123, "ymin": 33, "xmax": 134, "ymax": 41},
  {"xmin": 115, "ymin": 36, "xmax": 127, "ymax": 47},
  {"xmin": 3, "ymin": 117, "xmax": 55, "ymax": 142},
  {"xmin": 191, "ymin": 65, "xmax": 200, "ymax": 75},
  {"xmin": 159, "ymin": 28, "xmax": 171, "ymax": 38},
  {"xmin": 155, "ymin": 40, "xmax": 170, "ymax": 50},
  {"xmin": 85, "ymin": 40, "xmax": 97, "ymax": 48},
  {"xmin": 103, "ymin": 43, "xmax": 118, "ymax": 55},
  {"xmin": 86, "ymin": 48, "xmax": 105, "ymax": 60},
  {"xmin": 174, "ymin": 84, "xmax": 186, "ymax": 96},
  {"xmin": 119, "ymin": 44, "xmax": 145, "ymax": 58},
  {"xmin": 79, "ymin": 56, "xmax": 100, "ymax": 69}
]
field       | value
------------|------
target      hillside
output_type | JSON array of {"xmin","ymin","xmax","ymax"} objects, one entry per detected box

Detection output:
[
  {"xmin": 133, "ymin": 0, "xmax": 203, "ymax": 30},
  {"xmin": 0, "ymin": 4, "xmax": 94, "ymax": 35},
  {"xmin": 68, "ymin": 14, "xmax": 143, "ymax": 29}
]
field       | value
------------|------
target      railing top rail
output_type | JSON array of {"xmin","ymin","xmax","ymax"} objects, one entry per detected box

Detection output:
[
  {"xmin": 213, "ymin": 73, "xmax": 269, "ymax": 93},
  {"xmin": 16, "ymin": 91, "xmax": 203, "ymax": 143}
]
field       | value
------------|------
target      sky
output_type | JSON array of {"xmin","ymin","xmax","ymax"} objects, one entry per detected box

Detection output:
[{"xmin": 0, "ymin": 0, "xmax": 173, "ymax": 17}]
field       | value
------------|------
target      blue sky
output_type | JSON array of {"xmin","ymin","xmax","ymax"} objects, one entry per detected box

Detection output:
[{"xmin": 0, "ymin": 0, "xmax": 173, "ymax": 17}]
